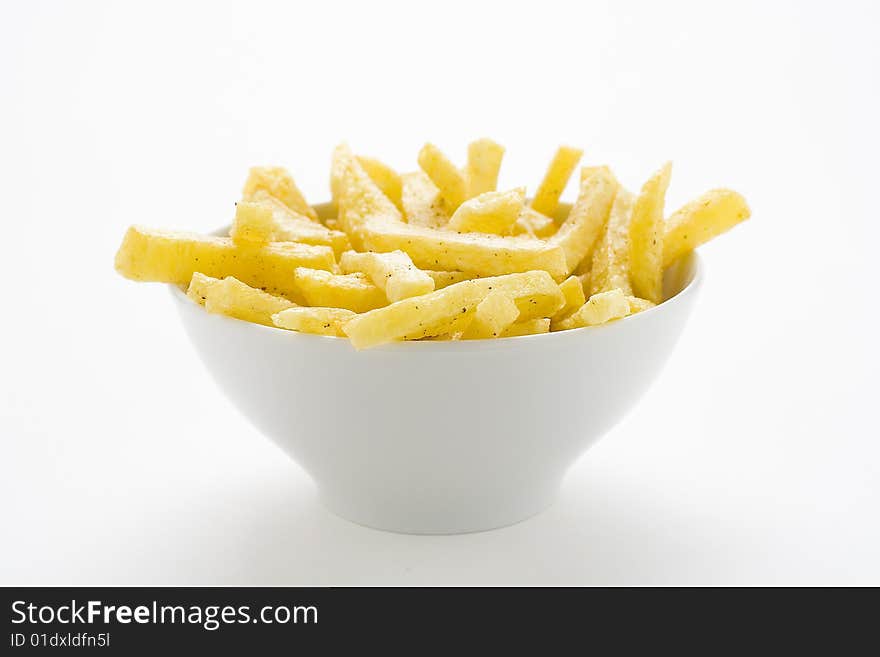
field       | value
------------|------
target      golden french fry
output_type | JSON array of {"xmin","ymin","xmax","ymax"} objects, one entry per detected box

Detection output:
[
  {"xmin": 342, "ymin": 271, "xmax": 564, "ymax": 349},
  {"xmin": 202, "ymin": 276, "xmax": 296, "ymax": 326},
  {"xmin": 553, "ymin": 275, "xmax": 587, "ymax": 320},
  {"xmin": 245, "ymin": 190, "xmax": 351, "ymax": 255},
  {"xmin": 330, "ymin": 144, "xmax": 402, "ymax": 248},
  {"xmin": 579, "ymin": 165, "xmax": 602, "ymax": 184},
  {"xmin": 577, "ymin": 271, "xmax": 591, "ymax": 296},
  {"xmin": 401, "ymin": 171, "xmax": 450, "ymax": 228},
  {"xmin": 552, "ymin": 288, "xmax": 631, "ymax": 331},
  {"xmin": 186, "ymin": 272, "xmax": 221, "ymax": 305},
  {"xmin": 230, "ymin": 201, "xmax": 275, "ymax": 245},
  {"xmin": 531, "ymin": 145, "xmax": 583, "ymax": 216},
  {"xmin": 512, "ymin": 207, "xmax": 557, "ymax": 238},
  {"xmin": 424, "ymin": 270, "xmax": 476, "ymax": 289},
  {"xmin": 272, "ymin": 306, "xmax": 356, "ymax": 337},
  {"xmin": 589, "ymin": 188, "xmax": 635, "ymax": 295},
  {"xmin": 629, "ymin": 162, "xmax": 672, "ymax": 303},
  {"xmin": 357, "ymin": 156, "xmax": 403, "ymax": 210},
  {"xmin": 418, "ymin": 143, "xmax": 467, "ymax": 211},
  {"xmin": 445, "ymin": 188, "xmax": 525, "ymax": 235},
  {"xmin": 663, "ymin": 189, "xmax": 750, "ymax": 266},
  {"xmin": 114, "ymin": 226, "xmax": 334, "ymax": 299},
  {"xmin": 242, "ymin": 166, "xmax": 318, "ymax": 221},
  {"xmin": 361, "ymin": 220, "xmax": 567, "ymax": 278},
  {"xmin": 625, "ymin": 296, "xmax": 655, "ymax": 314},
  {"xmin": 461, "ymin": 291, "xmax": 520, "ymax": 339},
  {"xmin": 339, "ymin": 249, "xmax": 435, "ymax": 302},
  {"xmin": 499, "ymin": 317, "xmax": 551, "ymax": 337},
  {"xmin": 293, "ymin": 267, "xmax": 388, "ymax": 313},
  {"xmin": 549, "ymin": 166, "xmax": 618, "ymax": 274},
  {"xmin": 465, "ymin": 138, "xmax": 505, "ymax": 197}
]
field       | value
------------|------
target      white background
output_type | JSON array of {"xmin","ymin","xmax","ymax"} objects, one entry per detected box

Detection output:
[{"xmin": 2, "ymin": 0, "xmax": 878, "ymax": 585}]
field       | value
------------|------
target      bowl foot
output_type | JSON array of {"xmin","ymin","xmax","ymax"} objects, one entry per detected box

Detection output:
[{"xmin": 318, "ymin": 481, "xmax": 560, "ymax": 535}]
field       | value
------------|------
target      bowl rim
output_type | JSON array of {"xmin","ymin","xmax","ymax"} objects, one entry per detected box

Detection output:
[{"xmin": 169, "ymin": 244, "xmax": 703, "ymax": 351}]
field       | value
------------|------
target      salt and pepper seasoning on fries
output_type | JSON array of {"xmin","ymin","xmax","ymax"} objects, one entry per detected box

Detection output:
[{"xmin": 115, "ymin": 140, "xmax": 750, "ymax": 349}]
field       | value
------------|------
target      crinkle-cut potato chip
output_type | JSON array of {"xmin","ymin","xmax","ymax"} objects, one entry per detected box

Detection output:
[
  {"xmin": 513, "ymin": 207, "xmax": 557, "ymax": 238},
  {"xmin": 549, "ymin": 166, "xmax": 618, "ymax": 275},
  {"xmin": 242, "ymin": 166, "xmax": 318, "ymax": 221},
  {"xmin": 552, "ymin": 288, "xmax": 632, "ymax": 331},
  {"xmin": 663, "ymin": 189, "xmax": 750, "ymax": 266},
  {"xmin": 186, "ymin": 272, "xmax": 220, "ymax": 304},
  {"xmin": 230, "ymin": 200, "xmax": 275, "ymax": 245},
  {"xmin": 461, "ymin": 291, "xmax": 520, "ymax": 339},
  {"xmin": 357, "ymin": 155, "xmax": 403, "ymax": 210},
  {"xmin": 531, "ymin": 145, "xmax": 583, "ymax": 217},
  {"xmin": 401, "ymin": 171, "xmax": 450, "ymax": 228},
  {"xmin": 465, "ymin": 138, "xmax": 505, "ymax": 198},
  {"xmin": 201, "ymin": 275, "xmax": 296, "ymax": 326},
  {"xmin": 245, "ymin": 190, "xmax": 351, "ymax": 255},
  {"xmin": 418, "ymin": 143, "xmax": 468, "ymax": 212},
  {"xmin": 625, "ymin": 296, "xmax": 655, "ymax": 314},
  {"xmin": 499, "ymin": 318, "xmax": 551, "ymax": 338},
  {"xmin": 293, "ymin": 267, "xmax": 388, "ymax": 313},
  {"xmin": 114, "ymin": 226, "xmax": 334, "ymax": 299},
  {"xmin": 272, "ymin": 307, "xmax": 357, "ymax": 337},
  {"xmin": 342, "ymin": 271, "xmax": 564, "ymax": 349},
  {"xmin": 553, "ymin": 275, "xmax": 587, "ymax": 320},
  {"xmin": 589, "ymin": 187, "xmax": 635, "ymax": 296},
  {"xmin": 331, "ymin": 144, "xmax": 402, "ymax": 249},
  {"xmin": 445, "ymin": 188, "xmax": 525, "ymax": 235},
  {"xmin": 339, "ymin": 250, "xmax": 435, "ymax": 303},
  {"xmin": 425, "ymin": 270, "xmax": 476, "ymax": 289},
  {"xmin": 360, "ymin": 220, "xmax": 568, "ymax": 279},
  {"xmin": 629, "ymin": 162, "xmax": 673, "ymax": 303}
]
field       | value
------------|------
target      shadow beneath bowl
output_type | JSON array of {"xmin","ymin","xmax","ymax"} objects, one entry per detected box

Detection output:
[{"xmin": 132, "ymin": 462, "xmax": 741, "ymax": 586}]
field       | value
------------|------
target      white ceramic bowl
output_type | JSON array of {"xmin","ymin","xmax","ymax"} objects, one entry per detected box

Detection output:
[{"xmin": 170, "ymin": 222, "xmax": 702, "ymax": 534}]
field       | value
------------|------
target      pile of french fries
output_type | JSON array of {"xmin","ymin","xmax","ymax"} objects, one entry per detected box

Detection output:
[{"xmin": 115, "ymin": 141, "xmax": 750, "ymax": 349}]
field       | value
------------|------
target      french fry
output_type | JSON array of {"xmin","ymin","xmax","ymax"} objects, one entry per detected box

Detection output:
[
  {"xmin": 579, "ymin": 165, "xmax": 602, "ymax": 184},
  {"xmin": 663, "ymin": 189, "xmax": 750, "ymax": 266},
  {"xmin": 331, "ymin": 144, "xmax": 402, "ymax": 248},
  {"xmin": 629, "ymin": 162, "xmax": 672, "ymax": 303},
  {"xmin": 499, "ymin": 318, "xmax": 551, "ymax": 337},
  {"xmin": 465, "ymin": 138, "xmax": 505, "ymax": 197},
  {"xmin": 553, "ymin": 275, "xmax": 586, "ymax": 320},
  {"xmin": 186, "ymin": 272, "xmax": 221, "ymax": 305},
  {"xmin": 445, "ymin": 188, "xmax": 525, "ymax": 235},
  {"xmin": 418, "ymin": 143, "xmax": 467, "ymax": 211},
  {"xmin": 114, "ymin": 226, "xmax": 334, "ymax": 299},
  {"xmin": 626, "ymin": 296, "xmax": 655, "ymax": 314},
  {"xmin": 552, "ymin": 288, "xmax": 631, "ymax": 331},
  {"xmin": 244, "ymin": 191, "xmax": 351, "ymax": 255},
  {"xmin": 242, "ymin": 166, "xmax": 318, "ymax": 221},
  {"xmin": 361, "ymin": 220, "xmax": 568, "ymax": 279},
  {"xmin": 230, "ymin": 201, "xmax": 275, "ymax": 245},
  {"xmin": 549, "ymin": 166, "xmax": 618, "ymax": 275},
  {"xmin": 461, "ymin": 291, "xmax": 520, "ymax": 339},
  {"xmin": 531, "ymin": 145, "xmax": 583, "ymax": 216},
  {"xmin": 588, "ymin": 188, "xmax": 635, "ymax": 295},
  {"xmin": 342, "ymin": 271, "xmax": 564, "ymax": 349},
  {"xmin": 339, "ymin": 250, "xmax": 435, "ymax": 302},
  {"xmin": 357, "ymin": 156, "xmax": 403, "ymax": 210},
  {"xmin": 293, "ymin": 267, "xmax": 388, "ymax": 313},
  {"xmin": 401, "ymin": 171, "xmax": 450, "ymax": 228},
  {"xmin": 424, "ymin": 270, "xmax": 476, "ymax": 289},
  {"xmin": 272, "ymin": 306, "xmax": 356, "ymax": 337},
  {"xmin": 201, "ymin": 275, "xmax": 296, "ymax": 326},
  {"xmin": 513, "ymin": 207, "xmax": 557, "ymax": 238},
  {"xmin": 577, "ymin": 272, "xmax": 591, "ymax": 296}
]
